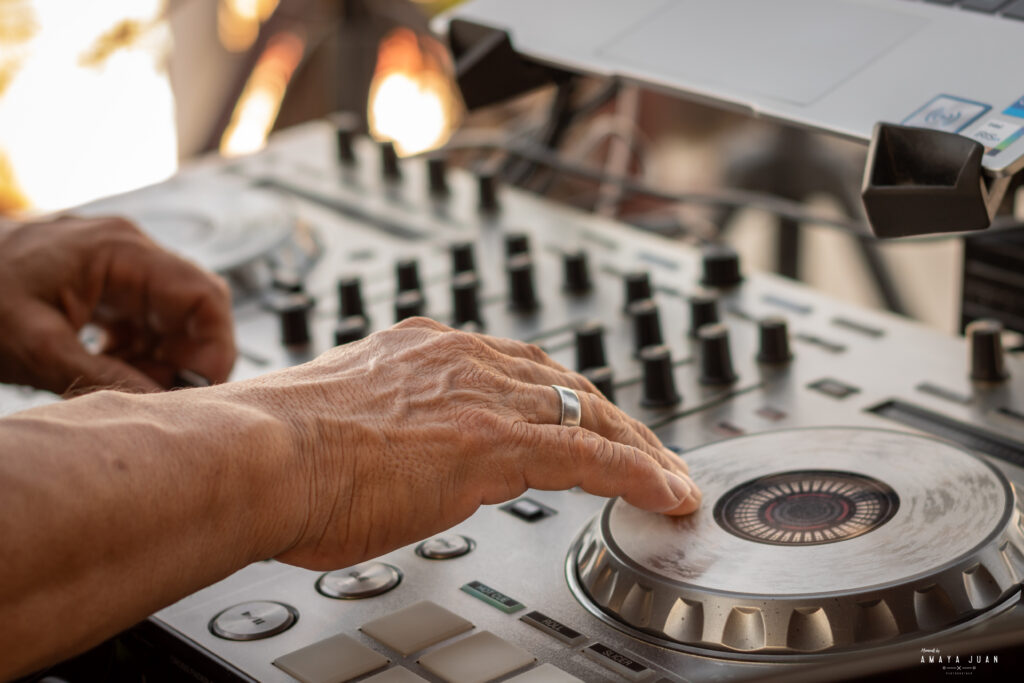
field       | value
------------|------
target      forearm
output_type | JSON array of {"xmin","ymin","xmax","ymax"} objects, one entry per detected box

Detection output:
[{"xmin": 0, "ymin": 388, "xmax": 297, "ymax": 679}]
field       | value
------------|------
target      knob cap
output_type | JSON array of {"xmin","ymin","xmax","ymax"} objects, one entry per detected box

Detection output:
[
  {"xmin": 968, "ymin": 319, "xmax": 1009, "ymax": 382},
  {"xmin": 394, "ymin": 290, "xmax": 425, "ymax": 322},
  {"xmin": 452, "ymin": 272, "xmax": 484, "ymax": 327},
  {"xmin": 505, "ymin": 233, "xmax": 530, "ymax": 259},
  {"xmin": 623, "ymin": 271, "xmax": 652, "ymax": 310},
  {"xmin": 380, "ymin": 141, "xmax": 401, "ymax": 181},
  {"xmin": 575, "ymin": 321, "xmax": 607, "ymax": 372},
  {"xmin": 701, "ymin": 244, "xmax": 742, "ymax": 288},
  {"xmin": 427, "ymin": 157, "xmax": 448, "ymax": 196},
  {"xmin": 272, "ymin": 270, "xmax": 304, "ymax": 294},
  {"xmin": 451, "ymin": 241, "xmax": 476, "ymax": 275},
  {"xmin": 337, "ymin": 276, "xmax": 365, "ymax": 319},
  {"xmin": 275, "ymin": 293, "xmax": 315, "ymax": 347},
  {"xmin": 583, "ymin": 366, "xmax": 616, "ymax": 404},
  {"xmin": 563, "ymin": 249, "xmax": 592, "ymax": 294},
  {"xmin": 688, "ymin": 290, "xmax": 719, "ymax": 338},
  {"xmin": 335, "ymin": 315, "xmax": 368, "ymax": 346},
  {"xmin": 507, "ymin": 254, "xmax": 539, "ymax": 312},
  {"xmin": 331, "ymin": 112, "xmax": 357, "ymax": 166},
  {"xmin": 629, "ymin": 299, "xmax": 664, "ymax": 355},
  {"xmin": 757, "ymin": 316, "xmax": 793, "ymax": 364},
  {"xmin": 640, "ymin": 345, "xmax": 681, "ymax": 407},
  {"xmin": 698, "ymin": 323, "xmax": 738, "ymax": 385},
  {"xmin": 478, "ymin": 171, "xmax": 499, "ymax": 213},
  {"xmin": 395, "ymin": 259, "xmax": 421, "ymax": 293}
]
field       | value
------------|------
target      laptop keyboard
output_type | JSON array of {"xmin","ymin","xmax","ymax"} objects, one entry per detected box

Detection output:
[{"xmin": 920, "ymin": 0, "xmax": 1024, "ymax": 20}]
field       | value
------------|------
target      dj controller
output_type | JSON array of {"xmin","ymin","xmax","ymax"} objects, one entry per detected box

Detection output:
[{"xmin": 57, "ymin": 119, "xmax": 1024, "ymax": 681}]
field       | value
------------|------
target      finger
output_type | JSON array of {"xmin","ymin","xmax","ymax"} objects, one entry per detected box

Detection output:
[{"xmin": 506, "ymin": 422, "xmax": 700, "ymax": 515}]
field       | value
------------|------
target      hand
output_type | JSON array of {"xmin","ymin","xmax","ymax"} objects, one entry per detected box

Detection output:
[
  {"xmin": 220, "ymin": 317, "xmax": 701, "ymax": 570},
  {"xmin": 0, "ymin": 216, "xmax": 235, "ymax": 395}
]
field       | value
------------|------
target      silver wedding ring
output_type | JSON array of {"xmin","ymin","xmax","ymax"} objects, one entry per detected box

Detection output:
[{"xmin": 552, "ymin": 385, "xmax": 582, "ymax": 428}]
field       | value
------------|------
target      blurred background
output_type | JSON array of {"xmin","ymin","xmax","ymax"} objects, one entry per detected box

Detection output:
[{"xmin": 0, "ymin": 0, "xmax": 985, "ymax": 335}]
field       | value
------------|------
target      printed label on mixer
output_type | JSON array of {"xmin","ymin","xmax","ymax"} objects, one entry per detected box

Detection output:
[
  {"xmin": 461, "ymin": 581, "xmax": 525, "ymax": 614},
  {"xmin": 583, "ymin": 644, "xmax": 650, "ymax": 680},
  {"xmin": 520, "ymin": 611, "xmax": 586, "ymax": 645}
]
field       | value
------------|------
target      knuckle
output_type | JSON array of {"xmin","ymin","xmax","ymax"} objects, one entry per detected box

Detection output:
[{"xmin": 394, "ymin": 316, "xmax": 448, "ymax": 332}]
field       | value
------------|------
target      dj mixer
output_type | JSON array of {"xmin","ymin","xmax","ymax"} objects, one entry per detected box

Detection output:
[{"xmin": 55, "ymin": 120, "xmax": 1024, "ymax": 681}]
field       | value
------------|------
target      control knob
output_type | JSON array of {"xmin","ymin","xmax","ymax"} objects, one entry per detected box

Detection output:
[
  {"xmin": 698, "ymin": 323, "xmax": 737, "ymax": 385},
  {"xmin": 757, "ymin": 316, "xmax": 793, "ymax": 364},
  {"xmin": 574, "ymin": 321, "xmax": 607, "ymax": 372},
  {"xmin": 968, "ymin": 319, "xmax": 1009, "ymax": 382},
  {"xmin": 701, "ymin": 244, "xmax": 742, "ymax": 288},
  {"xmin": 640, "ymin": 345, "xmax": 680, "ymax": 407}
]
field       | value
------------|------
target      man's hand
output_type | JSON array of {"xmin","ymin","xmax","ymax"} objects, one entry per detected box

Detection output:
[
  {"xmin": 0, "ymin": 216, "xmax": 236, "ymax": 395},
  {"xmin": 217, "ymin": 317, "xmax": 701, "ymax": 571}
]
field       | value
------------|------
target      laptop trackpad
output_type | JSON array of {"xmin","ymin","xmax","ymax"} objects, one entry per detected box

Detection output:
[{"xmin": 599, "ymin": 0, "xmax": 926, "ymax": 105}]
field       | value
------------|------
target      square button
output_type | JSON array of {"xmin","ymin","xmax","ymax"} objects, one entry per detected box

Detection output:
[
  {"xmin": 362, "ymin": 668, "xmax": 429, "ymax": 683},
  {"xmin": 506, "ymin": 664, "xmax": 583, "ymax": 682},
  {"xmin": 361, "ymin": 600, "xmax": 473, "ymax": 656},
  {"xmin": 501, "ymin": 497, "xmax": 555, "ymax": 522},
  {"xmin": 418, "ymin": 631, "xmax": 536, "ymax": 683},
  {"xmin": 273, "ymin": 633, "xmax": 388, "ymax": 683},
  {"xmin": 808, "ymin": 378, "xmax": 859, "ymax": 400}
]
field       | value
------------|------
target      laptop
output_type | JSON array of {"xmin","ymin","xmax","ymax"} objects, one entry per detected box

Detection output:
[{"xmin": 444, "ymin": 0, "xmax": 1024, "ymax": 178}]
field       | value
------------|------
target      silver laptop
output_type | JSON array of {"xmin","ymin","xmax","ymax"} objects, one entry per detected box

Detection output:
[{"xmin": 446, "ymin": 0, "xmax": 1024, "ymax": 177}]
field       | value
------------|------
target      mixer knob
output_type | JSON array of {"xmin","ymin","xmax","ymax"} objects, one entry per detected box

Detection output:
[
  {"xmin": 335, "ymin": 315, "xmax": 368, "ymax": 346},
  {"xmin": 275, "ymin": 293, "xmax": 315, "ymax": 347},
  {"xmin": 701, "ymin": 244, "xmax": 742, "ymax": 288},
  {"xmin": 380, "ymin": 140, "xmax": 401, "ymax": 181},
  {"xmin": 698, "ymin": 323, "xmax": 738, "ymax": 385},
  {"xmin": 757, "ymin": 316, "xmax": 793, "ymax": 364},
  {"xmin": 623, "ymin": 271, "xmax": 652, "ymax": 310},
  {"xmin": 629, "ymin": 299, "xmax": 664, "ymax": 355},
  {"xmin": 505, "ymin": 233, "xmax": 530, "ymax": 258},
  {"xmin": 427, "ymin": 157, "xmax": 449, "ymax": 196},
  {"xmin": 452, "ymin": 272, "xmax": 484, "ymax": 327},
  {"xmin": 272, "ymin": 270, "xmax": 304, "ymax": 294},
  {"xmin": 688, "ymin": 290, "xmax": 719, "ymax": 337},
  {"xmin": 451, "ymin": 241, "xmax": 476, "ymax": 275},
  {"xmin": 337, "ymin": 276, "xmax": 365, "ymax": 319},
  {"xmin": 507, "ymin": 254, "xmax": 539, "ymax": 312},
  {"xmin": 394, "ymin": 290, "xmax": 425, "ymax": 322},
  {"xmin": 331, "ymin": 112, "xmax": 357, "ymax": 166},
  {"xmin": 574, "ymin": 321, "xmax": 607, "ymax": 372},
  {"xmin": 478, "ymin": 171, "xmax": 499, "ymax": 213},
  {"xmin": 583, "ymin": 366, "xmax": 616, "ymax": 404},
  {"xmin": 563, "ymin": 249, "xmax": 592, "ymax": 294},
  {"xmin": 395, "ymin": 259, "xmax": 421, "ymax": 293},
  {"xmin": 640, "ymin": 345, "xmax": 681, "ymax": 407},
  {"xmin": 968, "ymin": 319, "xmax": 1009, "ymax": 382}
]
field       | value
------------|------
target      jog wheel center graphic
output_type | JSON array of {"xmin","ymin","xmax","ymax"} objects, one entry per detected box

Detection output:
[{"xmin": 714, "ymin": 470, "xmax": 899, "ymax": 546}]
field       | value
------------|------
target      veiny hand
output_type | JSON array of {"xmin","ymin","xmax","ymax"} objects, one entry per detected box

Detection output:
[
  {"xmin": 0, "ymin": 216, "xmax": 235, "ymax": 395},
  {"xmin": 220, "ymin": 317, "xmax": 701, "ymax": 570}
]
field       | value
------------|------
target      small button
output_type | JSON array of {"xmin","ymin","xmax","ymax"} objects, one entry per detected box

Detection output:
[
  {"xmin": 502, "ymin": 497, "xmax": 554, "ymax": 522},
  {"xmin": 317, "ymin": 562, "xmax": 402, "ymax": 599},
  {"xmin": 209, "ymin": 601, "xmax": 297, "ymax": 641},
  {"xmin": 808, "ymin": 378, "xmax": 860, "ymax": 400},
  {"xmin": 582, "ymin": 643, "xmax": 652, "ymax": 681},
  {"xmin": 361, "ymin": 600, "xmax": 473, "ymax": 656},
  {"xmin": 363, "ymin": 668, "xmax": 429, "ymax": 683},
  {"xmin": 506, "ymin": 664, "xmax": 583, "ymax": 683},
  {"xmin": 460, "ymin": 581, "xmax": 525, "ymax": 614},
  {"xmin": 417, "ymin": 535, "xmax": 475, "ymax": 560},
  {"xmin": 756, "ymin": 406, "xmax": 787, "ymax": 421},
  {"xmin": 273, "ymin": 633, "xmax": 389, "ymax": 683},
  {"xmin": 418, "ymin": 631, "xmax": 536, "ymax": 683},
  {"xmin": 519, "ymin": 611, "xmax": 586, "ymax": 646}
]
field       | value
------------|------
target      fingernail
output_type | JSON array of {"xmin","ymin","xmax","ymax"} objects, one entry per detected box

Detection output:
[{"xmin": 664, "ymin": 470, "xmax": 692, "ymax": 502}]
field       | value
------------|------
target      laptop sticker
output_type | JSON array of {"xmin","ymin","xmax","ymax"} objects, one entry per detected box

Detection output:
[
  {"xmin": 903, "ymin": 95, "xmax": 990, "ymax": 133},
  {"xmin": 1002, "ymin": 95, "xmax": 1024, "ymax": 120}
]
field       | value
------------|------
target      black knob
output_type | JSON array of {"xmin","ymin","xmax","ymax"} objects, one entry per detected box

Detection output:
[
  {"xmin": 507, "ymin": 254, "xmax": 539, "ymax": 312},
  {"xmin": 451, "ymin": 242, "xmax": 476, "ymax": 275},
  {"xmin": 380, "ymin": 141, "xmax": 401, "ymax": 181},
  {"xmin": 968, "ymin": 319, "xmax": 1009, "ymax": 382},
  {"xmin": 640, "ymin": 345, "xmax": 681, "ymax": 407},
  {"xmin": 272, "ymin": 270, "xmax": 304, "ymax": 294},
  {"xmin": 623, "ymin": 271, "xmax": 652, "ymax": 310},
  {"xmin": 428, "ymin": 157, "xmax": 448, "ymax": 196},
  {"xmin": 583, "ymin": 366, "xmax": 616, "ymax": 404},
  {"xmin": 688, "ymin": 290, "xmax": 719, "ymax": 338},
  {"xmin": 701, "ymin": 244, "xmax": 742, "ymax": 288},
  {"xmin": 452, "ymin": 272, "xmax": 483, "ymax": 327},
  {"xmin": 505, "ymin": 233, "xmax": 530, "ymax": 258},
  {"xmin": 574, "ymin": 321, "xmax": 607, "ymax": 372},
  {"xmin": 563, "ymin": 250, "xmax": 592, "ymax": 294},
  {"xmin": 337, "ymin": 276, "xmax": 365, "ymax": 319},
  {"xmin": 478, "ymin": 171, "xmax": 499, "ymax": 213},
  {"xmin": 757, "ymin": 316, "xmax": 793, "ymax": 364},
  {"xmin": 334, "ymin": 315, "xmax": 368, "ymax": 346},
  {"xmin": 275, "ymin": 293, "xmax": 315, "ymax": 347},
  {"xmin": 332, "ymin": 113, "xmax": 357, "ymax": 166},
  {"xmin": 629, "ymin": 299, "xmax": 663, "ymax": 355},
  {"xmin": 395, "ymin": 259, "xmax": 421, "ymax": 293},
  {"xmin": 394, "ymin": 290, "xmax": 425, "ymax": 322},
  {"xmin": 698, "ymin": 323, "xmax": 738, "ymax": 385}
]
